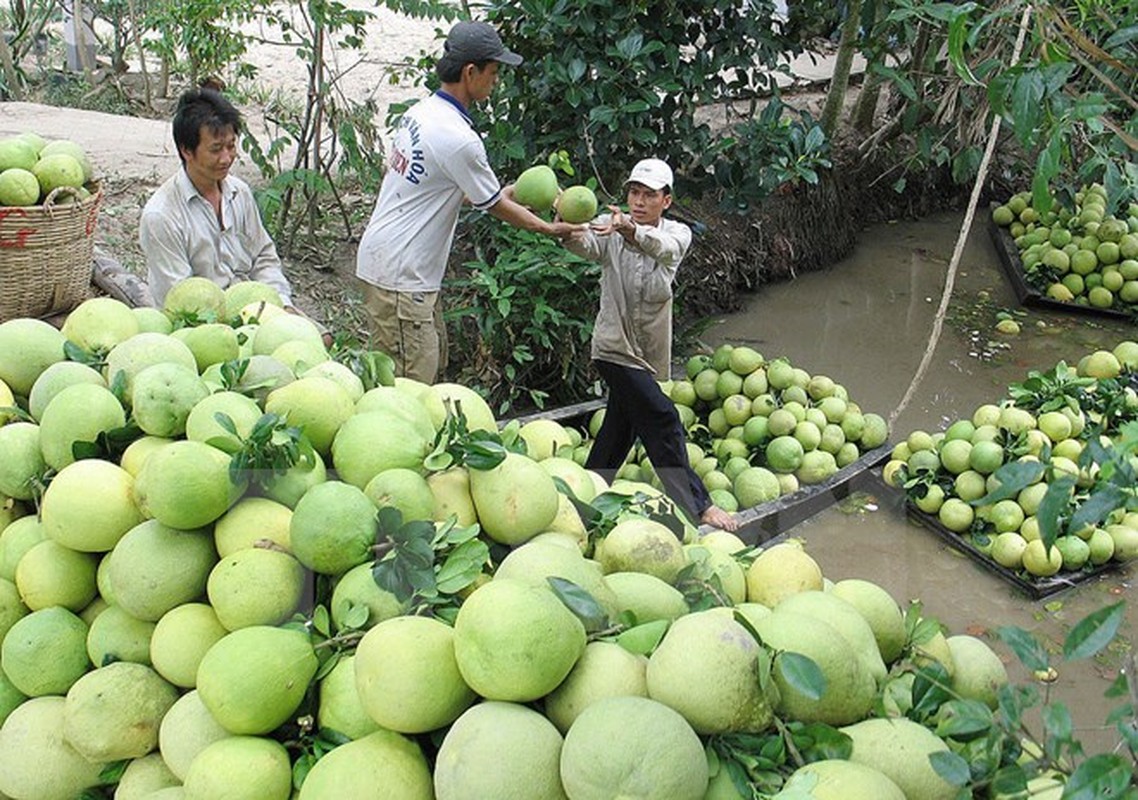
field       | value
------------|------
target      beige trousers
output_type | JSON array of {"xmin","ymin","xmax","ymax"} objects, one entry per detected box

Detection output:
[{"xmin": 362, "ymin": 285, "xmax": 448, "ymax": 384}]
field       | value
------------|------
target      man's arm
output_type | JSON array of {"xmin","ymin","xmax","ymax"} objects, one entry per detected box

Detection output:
[
  {"xmin": 487, "ymin": 194, "xmax": 583, "ymax": 239},
  {"xmin": 138, "ymin": 210, "xmax": 193, "ymax": 307}
]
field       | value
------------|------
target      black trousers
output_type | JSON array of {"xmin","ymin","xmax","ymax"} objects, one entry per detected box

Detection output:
[{"xmin": 586, "ymin": 359, "xmax": 711, "ymax": 524}]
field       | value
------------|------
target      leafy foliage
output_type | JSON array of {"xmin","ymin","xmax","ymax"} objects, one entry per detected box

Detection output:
[{"xmin": 214, "ymin": 411, "xmax": 314, "ymax": 489}]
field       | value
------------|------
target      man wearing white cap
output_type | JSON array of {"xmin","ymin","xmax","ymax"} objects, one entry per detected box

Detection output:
[
  {"xmin": 356, "ymin": 20, "xmax": 583, "ymax": 383},
  {"xmin": 565, "ymin": 159, "xmax": 739, "ymax": 533}
]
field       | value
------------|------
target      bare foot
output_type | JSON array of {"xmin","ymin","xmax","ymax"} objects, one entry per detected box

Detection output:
[{"xmin": 700, "ymin": 505, "xmax": 739, "ymax": 532}]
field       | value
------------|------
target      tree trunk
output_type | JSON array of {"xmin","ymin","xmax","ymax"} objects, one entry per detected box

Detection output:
[
  {"xmin": 821, "ymin": 0, "xmax": 864, "ymax": 139},
  {"xmin": 851, "ymin": 1, "xmax": 886, "ymax": 133},
  {"xmin": 0, "ymin": 28, "xmax": 22, "ymax": 100}
]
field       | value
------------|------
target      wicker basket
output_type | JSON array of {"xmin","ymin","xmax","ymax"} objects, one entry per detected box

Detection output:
[{"xmin": 0, "ymin": 183, "xmax": 102, "ymax": 322}]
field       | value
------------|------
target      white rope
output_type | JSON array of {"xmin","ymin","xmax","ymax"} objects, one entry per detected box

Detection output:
[{"xmin": 888, "ymin": 4, "xmax": 1035, "ymax": 430}]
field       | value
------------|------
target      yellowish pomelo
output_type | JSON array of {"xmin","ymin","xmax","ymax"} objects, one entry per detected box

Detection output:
[
  {"xmin": 289, "ymin": 480, "xmax": 376, "ymax": 575},
  {"xmin": 354, "ymin": 615, "xmax": 476, "ymax": 734},
  {"xmin": 119, "ymin": 435, "xmax": 174, "ymax": 478},
  {"xmin": 560, "ymin": 696, "xmax": 708, "ymax": 800},
  {"xmin": 776, "ymin": 590, "xmax": 887, "ymax": 683},
  {"xmin": 434, "ymin": 701, "xmax": 569, "ymax": 800},
  {"xmin": 133, "ymin": 440, "xmax": 245, "ymax": 529},
  {"xmin": 745, "ymin": 542, "xmax": 823, "ymax": 606},
  {"xmin": 183, "ymin": 735, "xmax": 292, "ymax": 800},
  {"xmin": 596, "ymin": 517, "xmax": 686, "ymax": 583},
  {"xmin": 213, "ymin": 496, "xmax": 293, "ymax": 557},
  {"xmin": 27, "ymin": 360, "xmax": 105, "ymax": 422},
  {"xmin": 355, "ymin": 386, "xmax": 437, "ymax": 440},
  {"xmin": 646, "ymin": 610, "xmax": 775, "ymax": 734},
  {"xmin": 39, "ymin": 383, "xmax": 125, "ymax": 470},
  {"xmin": 1, "ymin": 606, "xmax": 90, "ymax": 696},
  {"xmin": 175, "ymin": 322, "xmax": 240, "ymax": 371},
  {"xmin": 331, "ymin": 411, "xmax": 433, "ymax": 490},
  {"xmin": 1022, "ymin": 538, "xmax": 1063, "ymax": 576},
  {"xmin": 196, "ymin": 625, "xmax": 318, "ymax": 735},
  {"xmin": 0, "ymin": 317, "xmax": 67, "ymax": 397},
  {"xmin": 494, "ymin": 539, "xmax": 619, "ymax": 617},
  {"xmin": 841, "ymin": 717, "xmax": 958, "ymax": 800},
  {"xmin": 239, "ymin": 299, "xmax": 287, "ymax": 325},
  {"xmin": 63, "ymin": 662, "xmax": 178, "ymax": 761},
  {"xmin": 453, "ymin": 578, "xmax": 586, "ymax": 702},
  {"xmin": 0, "ymin": 696, "xmax": 105, "ymax": 800},
  {"xmin": 224, "ymin": 281, "xmax": 283, "ymax": 323},
  {"xmin": 699, "ymin": 529, "xmax": 747, "ymax": 554},
  {"xmin": 469, "ymin": 452, "xmax": 560, "ymax": 546},
  {"xmin": 544, "ymin": 641, "xmax": 648, "ymax": 734},
  {"xmin": 946, "ymin": 634, "xmax": 1008, "ymax": 709},
  {"xmin": 604, "ymin": 570, "xmax": 689, "ymax": 623},
  {"xmin": 1, "ymin": 515, "xmax": 46, "ymax": 584},
  {"xmin": 107, "ymin": 520, "xmax": 218, "ymax": 622},
  {"xmin": 546, "ymin": 492, "xmax": 589, "ymax": 548},
  {"xmin": 157, "ymin": 689, "xmax": 233, "ymax": 780},
  {"xmin": 86, "ymin": 603, "xmax": 155, "ymax": 666},
  {"xmin": 683, "ymin": 544, "xmax": 746, "ymax": 604},
  {"xmin": 184, "ymin": 390, "xmax": 262, "ymax": 450},
  {"xmin": 329, "ymin": 560, "xmax": 406, "ymax": 632},
  {"xmin": 301, "ymin": 359, "xmax": 365, "ymax": 402},
  {"xmin": 206, "ymin": 546, "xmax": 305, "ymax": 630},
  {"xmin": 62, "ymin": 297, "xmax": 140, "ymax": 353},
  {"xmin": 830, "ymin": 578, "xmax": 906, "ymax": 664},
  {"xmin": 1106, "ymin": 524, "xmax": 1138, "ymax": 561},
  {"xmin": 427, "ymin": 467, "xmax": 479, "ymax": 526},
  {"xmin": 41, "ymin": 458, "xmax": 143, "ymax": 552},
  {"xmin": 752, "ymin": 609, "xmax": 875, "ymax": 725},
  {"xmin": 777, "ymin": 759, "xmax": 906, "ymax": 800},
  {"xmin": 132, "ymin": 306, "xmax": 175, "ymax": 334},
  {"xmin": 296, "ymin": 729, "xmax": 433, "ymax": 800},
  {"xmin": 163, "ymin": 276, "xmax": 227, "ymax": 321},
  {"xmin": 428, "ymin": 382, "xmax": 497, "ymax": 432},
  {"xmin": 114, "ymin": 752, "xmax": 180, "ymax": 799},
  {"xmin": 252, "ymin": 313, "xmax": 323, "ymax": 356},
  {"xmin": 265, "ymin": 375, "xmax": 352, "ymax": 455},
  {"xmin": 149, "ymin": 603, "xmax": 228, "ymax": 688},
  {"xmin": 317, "ymin": 654, "xmax": 380, "ymax": 740},
  {"xmin": 15, "ymin": 539, "xmax": 97, "ymax": 611},
  {"xmin": 519, "ymin": 418, "xmax": 573, "ymax": 461},
  {"xmin": 364, "ymin": 467, "xmax": 435, "ymax": 521}
]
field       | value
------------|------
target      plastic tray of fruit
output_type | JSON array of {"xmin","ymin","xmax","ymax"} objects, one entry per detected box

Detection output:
[
  {"xmin": 902, "ymin": 502, "xmax": 1123, "ymax": 599},
  {"xmin": 987, "ymin": 193, "xmax": 1138, "ymax": 321}
]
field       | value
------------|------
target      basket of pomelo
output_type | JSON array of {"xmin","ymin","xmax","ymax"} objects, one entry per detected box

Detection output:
[{"xmin": 0, "ymin": 133, "xmax": 102, "ymax": 323}]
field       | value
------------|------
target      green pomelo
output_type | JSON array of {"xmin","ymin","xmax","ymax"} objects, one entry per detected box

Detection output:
[
  {"xmin": 317, "ymin": 654, "xmax": 380, "ymax": 740},
  {"xmin": 223, "ymin": 281, "xmax": 283, "ymax": 323},
  {"xmin": 355, "ymin": 386, "xmax": 437, "ymax": 440},
  {"xmin": 0, "ymin": 576, "xmax": 29, "ymax": 642},
  {"xmin": 103, "ymin": 332, "xmax": 196, "ymax": 407},
  {"xmin": 745, "ymin": 542, "xmax": 823, "ymax": 606},
  {"xmin": 753, "ymin": 609, "xmax": 876, "ymax": 725},
  {"xmin": 544, "ymin": 641, "xmax": 648, "ymax": 734},
  {"xmin": 0, "ymin": 318, "xmax": 66, "ymax": 396},
  {"xmin": 1, "ymin": 606, "xmax": 90, "ymax": 696},
  {"xmin": 683, "ymin": 544, "xmax": 746, "ymax": 604},
  {"xmin": 63, "ymin": 662, "xmax": 178, "ymax": 761},
  {"xmin": 519, "ymin": 418, "xmax": 573, "ymax": 461},
  {"xmin": 119, "ymin": 435, "xmax": 174, "ymax": 477},
  {"xmin": 558, "ymin": 185, "xmax": 599, "ymax": 223},
  {"xmin": 830, "ymin": 578, "xmax": 907, "ymax": 664},
  {"xmin": 252, "ymin": 313, "xmax": 323, "ymax": 356},
  {"xmin": 133, "ymin": 440, "xmax": 244, "ymax": 529},
  {"xmin": 331, "ymin": 412, "xmax": 432, "ymax": 490},
  {"xmin": 469, "ymin": 452, "xmax": 559, "ymax": 545},
  {"xmin": 300, "ymin": 359, "xmax": 365, "ymax": 402},
  {"xmin": 0, "ymin": 514, "xmax": 45, "ymax": 581},
  {"xmin": 354, "ymin": 615, "xmax": 476, "ymax": 734},
  {"xmin": 0, "ymin": 696, "xmax": 105, "ymax": 800},
  {"xmin": 330, "ymin": 560, "xmax": 407, "ymax": 632},
  {"xmin": 175, "ymin": 323, "xmax": 240, "ymax": 371},
  {"xmin": 183, "ymin": 735, "xmax": 292, "ymax": 800},
  {"xmin": 149, "ymin": 603, "xmax": 227, "ymax": 688},
  {"xmin": 107, "ymin": 520, "xmax": 218, "ymax": 622},
  {"xmin": 131, "ymin": 362, "xmax": 210, "ymax": 438},
  {"xmin": 39, "ymin": 139, "xmax": 92, "ymax": 180},
  {"xmin": 0, "ymin": 138, "xmax": 38, "ymax": 171},
  {"xmin": 595, "ymin": 517, "xmax": 686, "ymax": 583},
  {"xmin": 603, "ymin": 571, "xmax": 690, "ymax": 623},
  {"xmin": 114, "ymin": 752, "xmax": 181, "ymax": 799},
  {"xmin": 495, "ymin": 540, "xmax": 619, "ymax": 617},
  {"xmin": 27, "ymin": 360, "xmax": 106, "ymax": 422},
  {"xmin": 946, "ymin": 634, "xmax": 1008, "ymax": 709},
  {"xmin": 86, "ymin": 603, "xmax": 155, "ymax": 666},
  {"xmin": 453, "ymin": 578, "xmax": 586, "ymax": 702},
  {"xmin": 213, "ymin": 496, "xmax": 293, "ymax": 557},
  {"xmin": 196, "ymin": 626, "xmax": 318, "ymax": 735},
  {"xmin": 184, "ymin": 391, "xmax": 262, "ymax": 451},
  {"xmin": 132, "ymin": 306, "xmax": 174, "ymax": 334},
  {"xmin": 61, "ymin": 298, "xmax": 139, "ymax": 356},
  {"xmin": 428, "ymin": 382, "xmax": 497, "ymax": 432},
  {"xmin": 207, "ymin": 547, "xmax": 305, "ymax": 631},
  {"xmin": 290, "ymin": 480, "xmax": 377, "ymax": 575},
  {"xmin": 15, "ymin": 539, "xmax": 97, "ymax": 611},
  {"xmin": 514, "ymin": 164, "xmax": 560, "ymax": 212},
  {"xmin": 733, "ymin": 466, "xmax": 781, "ymax": 508},
  {"xmin": 41, "ymin": 458, "xmax": 143, "ymax": 552},
  {"xmin": 296, "ymin": 728, "xmax": 433, "ymax": 800},
  {"xmin": 260, "ymin": 449, "xmax": 326, "ymax": 508},
  {"xmin": 776, "ymin": 590, "xmax": 887, "ymax": 683},
  {"xmin": 560, "ymin": 696, "xmax": 708, "ymax": 800},
  {"xmin": 39, "ymin": 383, "xmax": 125, "ymax": 470},
  {"xmin": 841, "ymin": 717, "xmax": 958, "ymax": 800},
  {"xmin": 33, "ymin": 152, "xmax": 85, "ymax": 194},
  {"xmin": 435, "ymin": 701, "xmax": 568, "ymax": 800},
  {"xmin": 157, "ymin": 689, "xmax": 232, "ymax": 780},
  {"xmin": 163, "ymin": 276, "xmax": 226, "ymax": 321},
  {"xmin": 0, "ymin": 166, "xmax": 39, "ymax": 205},
  {"xmin": 0, "ymin": 665, "xmax": 26, "ymax": 727},
  {"xmin": 270, "ymin": 337, "xmax": 329, "ymax": 373},
  {"xmin": 364, "ymin": 467, "xmax": 435, "ymax": 521},
  {"xmin": 0, "ymin": 423, "xmax": 47, "ymax": 501},
  {"xmin": 777, "ymin": 759, "xmax": 906, "ymax": 800},
  {"xmin": 646, "ymin": 609, "xmax": 775, "ymax": 734}
]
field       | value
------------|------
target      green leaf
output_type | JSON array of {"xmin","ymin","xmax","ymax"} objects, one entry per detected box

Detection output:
[
  {"xmin": 311, "ymin": 604, "xmax": 331, "ymax": 638},
  {"xmin": 1070, "ymin": 487, "xmax": 1129, "ymax": 535},
  {"xmin": 996, "ymin": 626, "xmax": 1050, "ymax": 672},
  {"xmin": 929, "ymin": 750, "xmax": 972, "ymax": 786},
  {"xmin": 935, "ymin": 699, "xmax": 994, "ymax": 738},
  {"xmin": 775, "ymin": 652, "xmax": 826, "ymax": 700},
  {"xmin": 435, "ymin": 539, "xmax": 490, "ymax": 595},
  {"xmin": 548, "ymin": 576, "xmax": 608, "ymax": 632},
  {"xmin": 973, "ymin": 460, "xmax": 1046, "ymax": 505},
  {"xmin": 340, "ymin": 603, "xmax": 370, "ymax": 631},
  {"xmin": 1062, "ymin": 753, "xmax": 1135, "ymax": 800},
  {"xmin": 1037, "ymin": 475, "xmax": 1075, "ymax": 546},
  {"xmin": 613, "ymin": 619, "xmax": 669, "ymax": 656},
  {"xmin": 1063, "ymin": 601, "xmax": 1126, "ymax": 661}
]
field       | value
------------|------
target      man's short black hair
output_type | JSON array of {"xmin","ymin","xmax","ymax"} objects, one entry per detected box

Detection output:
[
  {"xmin": 436, "ymin": 54, "xmax": 494, "ymax": 84},
  {"xmin": 172, "ymin": 87, "xmax": 241, "ymax": 163}
]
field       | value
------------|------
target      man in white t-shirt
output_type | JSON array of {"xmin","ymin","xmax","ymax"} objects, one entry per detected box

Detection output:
[{"xmin": 355, "ymin": 20, "xmax": 583, "ymax": 383}]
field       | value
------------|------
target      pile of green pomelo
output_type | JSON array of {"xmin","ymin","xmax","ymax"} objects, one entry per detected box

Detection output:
[
  {"xmin": 882, "ymin": 342, "xmax": 1138, "ymax": 581},
  {"xmin": 0, "ymin": 132, "xmax": 97, "ymax": 207},
  {"xmin": 0, "ymin": 277, "xmax": 1038, "ymax": 799},
  {"xmin": 992, "ymin": 183, "xmax": 1138, "ymax": 310}
]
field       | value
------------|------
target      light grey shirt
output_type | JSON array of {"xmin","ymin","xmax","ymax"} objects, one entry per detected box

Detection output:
[
  {"xmin": 139, "ymin": 169, "xmax": 293, "ymax": 306},
  {"xmin": 566, "ymin": 215, "xmax": 692, "ymax": 377}
]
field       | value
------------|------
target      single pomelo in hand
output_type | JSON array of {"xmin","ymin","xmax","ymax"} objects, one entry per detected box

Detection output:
[{"xmin": 558, "ymin": 185, "xmax": 599, "ymax": 223}]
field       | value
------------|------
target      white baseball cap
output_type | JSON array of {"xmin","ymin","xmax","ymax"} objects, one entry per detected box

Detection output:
[{"xmin": 626, "ymin": 158, "xmax": 673, "ymax": 191}]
